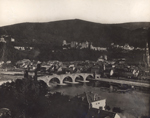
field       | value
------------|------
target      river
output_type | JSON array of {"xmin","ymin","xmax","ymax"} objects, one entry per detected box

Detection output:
[
  {"xmin": 0, "ymin": 75, "xmax": 149, "ymax": 117},
  {"xmin": 49, "ymin": 83, "xmax": 150, "ymax": 118}
]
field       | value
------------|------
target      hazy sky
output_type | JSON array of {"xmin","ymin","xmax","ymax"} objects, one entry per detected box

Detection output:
[{"xmin": 0, "ymin": 0, "xmax": 150, "ymax": 26}]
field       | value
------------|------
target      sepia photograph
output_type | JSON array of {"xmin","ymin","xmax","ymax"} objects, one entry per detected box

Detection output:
[{"xmin": 0, "ymin": 0, "xmax": 150, "ymax": 118}]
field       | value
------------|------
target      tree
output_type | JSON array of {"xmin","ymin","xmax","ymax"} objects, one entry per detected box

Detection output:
[{"xmin": 0, "ymin": 78, "xmax": 48, "ymax": 118}]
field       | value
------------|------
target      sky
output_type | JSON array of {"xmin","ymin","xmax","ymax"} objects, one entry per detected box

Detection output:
[{"xmin": 0, "ymin": 0, "xmax": 150, "ymax": 27}]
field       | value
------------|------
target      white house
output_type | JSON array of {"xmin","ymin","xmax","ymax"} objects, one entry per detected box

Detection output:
[
  {"xmin": 86, "ymin": 92, "xmax": 106, "ymax": 110},
  {"xmin": 11, "ymin": 38, "xmax": 15, "ymax": 42},
  {"xmin": 91, "ymin": 99, "xmax": 106, "ymax": 110}
]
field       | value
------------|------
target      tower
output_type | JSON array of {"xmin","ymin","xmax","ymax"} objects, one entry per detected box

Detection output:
[{"xmin": 146, "ymin": 42, "xmax": 150, "ymax": 67}]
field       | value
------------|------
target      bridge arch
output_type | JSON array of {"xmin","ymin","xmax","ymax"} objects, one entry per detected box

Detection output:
[
  {"xmin": 85, "ymin": 75, "xmax": 94, "ymax": 81},
  {"xmin": 49, "ymin": 77, "xmax": 60, "ymax": 85},
  {"xmin": 63, "ymin": 76, "xmax": 73, "ymax": 83},
  {"xmin": 38, "ymin": 80, "xmax": 47, "ymax": 85},
  {"xmin": 75, "ymin": 75, "xmax": 84, "ymax": 82}
]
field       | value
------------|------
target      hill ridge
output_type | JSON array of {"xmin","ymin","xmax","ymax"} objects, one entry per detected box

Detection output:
[{"xmin": 0, "ymin": 19, "xmax": 149, "ymax": 48}]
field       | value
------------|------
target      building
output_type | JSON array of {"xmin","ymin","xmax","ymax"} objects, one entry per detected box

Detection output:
[
  {"xmin": 104, "ymin": 55, "xmax": 107, "ymax": 60},
  {"xmin": 70, "ymin": 41, "xmax": 77, "ymax": 48},
  {"xmin": 0, "ymin": 35, "xmax": 14, "ymax": 43},
  {"xmin": 91, "ymin": 65, "xmax": 101, "ymax": 74},
  {"xmin": 90, "ymin": 43, "xmax": 107, "ymax": 51},
  {"xmin": 113, "ymin": 44, "xmax": 119, "ymax": 48},
  {"xmin": 14, "ymin": 46, "xmax": 25, "ymax": 50},
  {"xmin": 123, "ymin": 44, "xmax": 134, "ymax": 50},
  {"xmin": 14, "ymin": 45, "xmax": 34, "ymax": 51},
  {"xmin": 80, "ymin": 41, "xmax": 89, "ymax": 49},
  {"xmin": 76, "ymin": 92, "xmax": 121, "ymax": 118},
  {"xmin": 86, "ymin": 92, "xmax": 106, "ymax": 110},
  {"xmin": 62, "ymin": 40, "xmax": 71, "ymax": 49},
  {"xmin": 62, "ymin": 40, "xmax": 67, "ymax": 46},
  {"xmin": 136, "ymin": 47, "xmax": 145, "ymax": 50},
  {"xmin": 111, "ymin": 43, "xmax": 134, "ymax": 51},
  {"xmin": 142, "ymin": 42, "xmax": 150, "ymax": 67},
  {"xmin": 75, "ymin": 92, "xmax": 106, "ymax": 110},
  {"xmin": 0, "ymin": 37, "xmax": 6, "ymax": 43},
  {"xmin": 97, "ymin": 55, "xmax": 107, "ymax": 62},
  {"xmin": 11, "ymin": 38, "xmax": 15, "ymax": 42},
  {"xmin": 16, "ymin": 59, "xmax": 31, "ymax": 68},
  {"xmin": 96, "ymin": 47, "xmax": 107, "ymax": 51}
]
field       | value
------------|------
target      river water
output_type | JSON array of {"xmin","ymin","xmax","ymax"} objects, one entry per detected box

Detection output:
[{"xmin": 49, "ymin": 83, "xmax": 150, "ymax": 117}]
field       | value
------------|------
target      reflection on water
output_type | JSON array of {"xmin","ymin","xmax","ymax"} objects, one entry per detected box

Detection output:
[{"xmin": 49, "ymin": 82, "xmax": 99, "ymax": 97}]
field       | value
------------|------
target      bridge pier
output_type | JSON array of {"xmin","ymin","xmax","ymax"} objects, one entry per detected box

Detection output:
[
  {"xmin": 72, "ymin": 74, "xmax": 77, "ymax": 83},
  {"xmin": 59, "ymin": 75, "xmax": 66, "ymax": 84},
  {"xmin": 83, "ymin": 74, "xmax": 87, "ymax": 82},
  {"xmin": 83, "ymin": 73, "xmax": 94, "ymax": 82},
  {"xmin": 38, "ymin": 76, "xmax": 50, "ymax": 87}
]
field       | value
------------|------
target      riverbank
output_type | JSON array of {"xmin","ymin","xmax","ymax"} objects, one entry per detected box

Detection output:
[{"xmin": 0, "ymin": 74, "xmax": 22, "ymax": 85}]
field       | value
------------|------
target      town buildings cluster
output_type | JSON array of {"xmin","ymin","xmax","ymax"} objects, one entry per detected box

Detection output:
[
  {"xmin": 110, "ymin": 43, "xmax": 145, "ymax": 51},
  {"xmin": 0, "ymin": 35, "xmax": 34, "ymax": 51},
  {"xmin": 1, "ymin": 54, "xmax": 148, "ymax": 80},
  {"xmin": 0, "ymin": 34, "xmax": 150, "ymax": 76},
  {"xmin": 63, "ymin": 40, "xmax": 146, "ymax": 52},
  {"xmin": 0, "ymin": 34, "xmax": 146, "ymax": 52},
  {"xmin": 1, "ymin": 38, "xmax": 150, "ymax": 78},
  {"xmin": 0, "ymin": 35, "xmax": 15, "ymax": 43},
  {"xmin": 14, "ymin": 46, "xmax": 34, "ymax": 51}
]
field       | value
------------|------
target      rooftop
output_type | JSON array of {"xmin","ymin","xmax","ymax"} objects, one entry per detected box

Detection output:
[
  {"xmin": 76, "ymin": 92, "xmax": 106, "ymax": 103},
  {"xmin": 86, "ymin": 92, "xmax": 106, "ymax": 103}
]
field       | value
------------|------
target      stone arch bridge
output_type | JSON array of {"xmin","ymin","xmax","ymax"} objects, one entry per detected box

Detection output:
[{"xmin": 38, "ymin": 73, "xmax": 94, "ymax": 86}]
